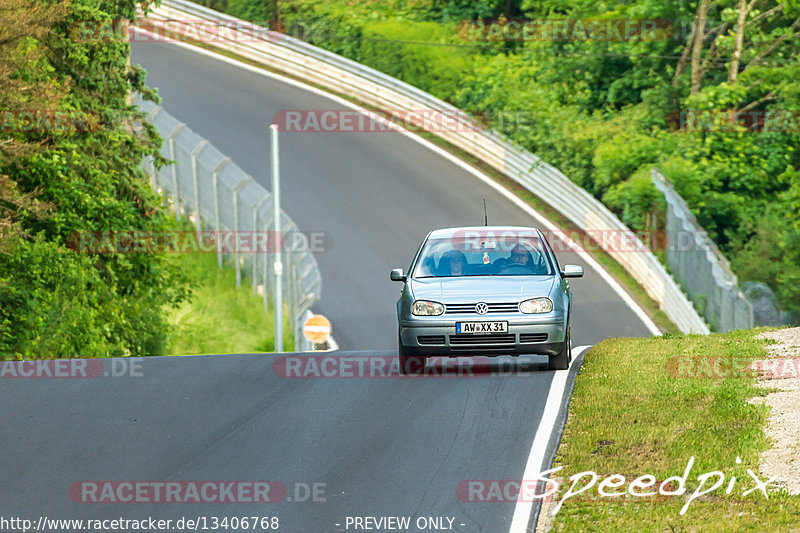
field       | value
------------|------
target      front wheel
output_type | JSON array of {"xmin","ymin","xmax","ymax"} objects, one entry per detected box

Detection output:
[
  {"xmin": 398, "ymin": 333, "xmax": 425, "ymax": 375},
  {"xmin": 548, "ymin": 328, "xmax": 571, "ymax": 370}
]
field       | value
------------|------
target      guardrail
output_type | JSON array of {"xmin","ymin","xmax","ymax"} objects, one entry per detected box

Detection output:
[
  {"xmin": 652, "ymin": 169, "xmax": 753, "ymax": 332},
  {"xmin": 137, "ymin": 0, "xmax": 709, "ymax": 334},
  {"xmin": 139, "ymin": 100, "xmax": 322, "ymax": 351}
]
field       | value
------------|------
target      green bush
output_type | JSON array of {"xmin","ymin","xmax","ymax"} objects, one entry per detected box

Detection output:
[
  {"xmin": 0, "ymin": 0, "xmax": 190, "ymax": 358},
  {"xmin": 358, "ymin": 19, "xmax": 472, "ymax": 96}
]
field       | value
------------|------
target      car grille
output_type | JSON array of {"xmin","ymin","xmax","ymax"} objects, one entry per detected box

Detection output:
[
  {"xmin": 520, "ymin": 333, "xmax": 548, "ymax": 343},
  {"xmin": 449, "ymin": 334, "xmax": 516, "ymax": 345},
  {"xmin": 417, "ymin": 335, "xmax": 446, "ymax": 345},
  {"xmin": 445, "ymin": 302, "xmax": 519, "ymax": 314},
  {"xmin": 449, "ymin": 333, "xmax": 517, "ymax": 353}
]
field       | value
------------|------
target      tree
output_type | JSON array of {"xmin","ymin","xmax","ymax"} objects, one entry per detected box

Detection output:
[{"xmin": 0, "ymin": 0, "xmax": 190, "ymax": 358}]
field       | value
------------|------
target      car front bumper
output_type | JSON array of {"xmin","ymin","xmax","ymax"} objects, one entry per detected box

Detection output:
[{"xmin": 399, "ymin": 314, "xmax": 566, "ymax": 357}]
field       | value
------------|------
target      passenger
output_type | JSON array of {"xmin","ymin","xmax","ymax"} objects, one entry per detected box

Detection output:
[{"xmin": 440, "ymin": 250, "xmax": 468, "ymax": 276}]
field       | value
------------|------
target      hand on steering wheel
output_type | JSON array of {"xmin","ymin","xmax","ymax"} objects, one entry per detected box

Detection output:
[{"xmin": 498, "ymin": 262, "xmax": 534, "ymax": 273}]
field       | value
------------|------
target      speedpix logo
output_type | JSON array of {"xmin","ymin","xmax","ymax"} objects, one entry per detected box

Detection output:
[{"xmin": 458, "ymin": 456, "xmax": 775, "ymax": 515}]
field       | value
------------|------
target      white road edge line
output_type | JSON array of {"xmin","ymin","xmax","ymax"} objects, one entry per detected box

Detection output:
[
  {"xmin": 135, "ymin": 33, "xmax": 661, "ymax": 337},
  {"xmin": 508, "ymin": 344, "xmax": 591, "ymax": 533}
]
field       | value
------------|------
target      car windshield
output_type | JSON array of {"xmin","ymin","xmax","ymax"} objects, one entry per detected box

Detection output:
[{"xmin": 412, "ymin": 231, "xmax": 554, "ymax": 278}]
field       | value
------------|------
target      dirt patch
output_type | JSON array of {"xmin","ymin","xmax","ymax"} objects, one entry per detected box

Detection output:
[{"xmin": 748, "ymin": 327, "xmax": 800, "ymax": 495}]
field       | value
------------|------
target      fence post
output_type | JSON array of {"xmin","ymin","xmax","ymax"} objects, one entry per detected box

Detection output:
[
  {"xmin": 263, "ymin": 218, "xmax": 271, "ymax": 314},
  {"xmin": 145, "ymin": 107, "xmax": 161, "ymax": 191},
  {"xmin": 286, "ymin": 247, "xmax": 297, "ymax": 350},
  {"xmin": 231, "ymin": 178, "xmax": 249, "ymax": 287},
  {"xmin": 167, "ymin": 123, "xmax": 186, "ymax": 220},
  {"xmin": 252, "ymin": 195, "xmax": 269, "ymax": 293},
  {"xmin": 190, "ymin": 140, "xmax": 208, "ymax": 239},
  {"xmin": 211, "ymin": 158, "xmax": 229, "ymax": 269},
  {"xmin": 297, "ymin": 302, "xmax": 311, "ymax": 352}
]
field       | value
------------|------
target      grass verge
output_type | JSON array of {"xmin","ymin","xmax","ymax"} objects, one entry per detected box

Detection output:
[
  {"xmin": 547, "ymin": 329, "xmax": 798, "ymax": 531},
  {"xmin": 165, "ymin": 252, "xmax": 294, "ymax": 355}
]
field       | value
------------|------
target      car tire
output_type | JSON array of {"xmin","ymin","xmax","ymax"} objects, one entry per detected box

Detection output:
[
  {"xmin": 398, "ymin": 333, "xmax": 425, "ymax": 375},
  {"xmin": 548, "ymin": 327, "xmax": 571, "ymax": 370}
]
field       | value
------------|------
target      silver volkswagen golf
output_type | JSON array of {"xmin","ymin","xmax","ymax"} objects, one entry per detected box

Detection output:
[{"xmin": 391, "ymin": 226, "xmax": 583, "ymax": 373}]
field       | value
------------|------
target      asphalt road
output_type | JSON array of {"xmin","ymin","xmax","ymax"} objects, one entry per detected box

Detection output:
[{"xmin": 0, "ymin": 39, "xmax": 653, "ymax": 533}]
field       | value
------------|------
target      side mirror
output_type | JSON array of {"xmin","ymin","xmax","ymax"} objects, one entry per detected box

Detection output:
[
  {"xmin": 390, "ymin": 268, "xmax": 407, "ymax": 282},
  {"xmin": 561, "ymin": 265, "xmax": 584, "ymax": 278}
]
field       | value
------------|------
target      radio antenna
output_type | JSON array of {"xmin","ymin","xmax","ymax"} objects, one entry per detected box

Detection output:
[{"xmin": 483, "ymin": 199, "xmax": 488, "ymax": 226}]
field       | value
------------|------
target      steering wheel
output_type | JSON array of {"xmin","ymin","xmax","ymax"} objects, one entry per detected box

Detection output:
[{"xmin": 498, "ymin": 262, "xmax": 535, "ymax": 274}]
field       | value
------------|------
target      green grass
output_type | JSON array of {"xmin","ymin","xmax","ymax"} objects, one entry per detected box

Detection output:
[
  {"xmin": 164, "ymin": 252, "xmax": 294, "ymax": 355},
  {"xmin": 549, "ymin": 329, "xmax": 799, "ymax": 531}
]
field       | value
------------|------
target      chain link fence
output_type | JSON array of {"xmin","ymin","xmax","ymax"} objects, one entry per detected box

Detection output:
[
  {"xmin": 139, "ymin": 100, "xmax": 322, "ymax": 351},
  {"xmin": 651, "ymin": 169, "xmax": 755, "ymax": 332}
]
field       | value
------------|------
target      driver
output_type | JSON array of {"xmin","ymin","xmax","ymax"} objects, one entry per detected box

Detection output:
[{"xmin": 509, "ymin": 244, "xmax": 533, "ymax": 266}]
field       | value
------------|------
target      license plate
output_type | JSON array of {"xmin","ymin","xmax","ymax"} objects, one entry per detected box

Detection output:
[{"xmin": 456, "ymin": 321, "xmax": 508, "ymax": 334}]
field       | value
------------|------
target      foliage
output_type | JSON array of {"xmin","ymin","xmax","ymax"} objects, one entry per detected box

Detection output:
[{"xmin": 0, "ymin": 0, "xmax": 190, "ymax": 358}]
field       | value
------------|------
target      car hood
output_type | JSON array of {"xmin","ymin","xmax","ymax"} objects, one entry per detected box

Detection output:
[{"xmin": 409, "ymin": 276, "xmax": 556, "ymax": 303}]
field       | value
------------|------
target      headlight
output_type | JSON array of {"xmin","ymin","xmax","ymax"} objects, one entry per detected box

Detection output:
[
  {"xmin": 519, "ymin": 297, "xmax": 553, "ymax": 314},
  {"xmin": 411, "ymin": 300, "xmax": 445, "ymax": 316}
]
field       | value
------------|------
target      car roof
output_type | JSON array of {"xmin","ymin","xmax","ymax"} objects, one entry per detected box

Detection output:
[{"xmin": 427, "ymin": 226, "xmax": 543, "ymax": 239}]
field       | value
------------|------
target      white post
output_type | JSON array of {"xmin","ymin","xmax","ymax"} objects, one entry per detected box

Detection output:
[
  {"xmin": 231, "ymin": 178, "xmax": 248, "ymax": 287},
  {"xmin": 168, "ymin": 124, "xmax": 185, "ymax": 220},
  {"xmin": 271, "ymin": 124, "xmax": 283, "ymax": 353},
  {"xmin": 190, "ymin": 140, "xmax": 208, "ymax": 240},
  {"xmin": 252, "ymin": 196, "xmax": 268, "ymax": 293},
  {"xmin": 263, "ymin": 219, "xmax": 270, "ymax": 313},
  {"xmin": 211, "ymin": 158, "xmax": 229, "ymax": 269}
]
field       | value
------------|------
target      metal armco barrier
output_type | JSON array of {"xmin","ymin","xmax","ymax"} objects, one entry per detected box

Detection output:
[
  {"xmin": 140, "ymin": 100, "xmax": 322, "ymax": 351},
  {"xmin": 138, "ymin": 1, "xmax": 709, "ymax": 334},
  {"xmin": 652, "ymin": 169, "xmax": 753, "ymax": 332}
]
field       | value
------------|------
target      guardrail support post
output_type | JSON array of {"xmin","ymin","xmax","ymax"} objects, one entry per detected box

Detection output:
[
  {"xmin": 168, "ymin": 123, "xmax": 186, "ymax": 220},
  {"xmin": 287, "ymin": 248, "xmax": 297, "ymax": 350},
  {"xmin": 211, "ymin": 158, "xmax": 229, "ymax": 269},
  {"xmin": 190, "ymin": 140, "xmax": 208, "ymax": 239},
  {"xmin": 231, "ymin": 178, "xmax": 248, "ymax": 287},
  {"xmin": 252, "ymin": 196, "xmax": 269, "ymax": 293},
  {"xmin": 263, "ymin": 221, "xmax": 271, "ymax": 313}
]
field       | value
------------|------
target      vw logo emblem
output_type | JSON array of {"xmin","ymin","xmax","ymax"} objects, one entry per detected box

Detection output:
[{"xmin": 475, "ymin": 302, "xmax": 489, "ymax": 315}]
